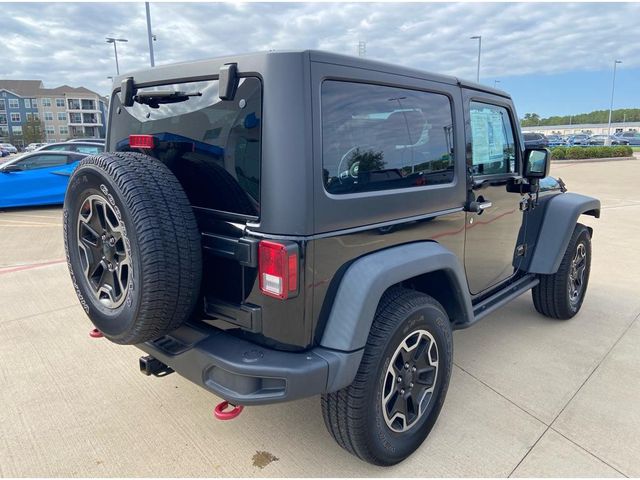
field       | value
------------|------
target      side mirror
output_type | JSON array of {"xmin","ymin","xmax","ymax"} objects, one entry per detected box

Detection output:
[
  {"xmin": 121, "ymin": 77, "xmax": 136, "ymax": 107},
  {"xmin": 524, "ymin": 148, "xmax": 550, "ymax": 179}
]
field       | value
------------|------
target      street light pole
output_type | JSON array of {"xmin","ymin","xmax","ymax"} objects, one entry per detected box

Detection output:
[
  {"xmin": 105, "ymin": 37, "xmax": 128, "ymax": 75},
  {"xmin": 145, "ymin": 2, "xmax": 155, "ymax": 67},
  {"xmin": 470, "ymin": 36, "xmax": 481, "ymax": 83},
  {"xmin": 494, "ymin": 80, "xmax": 500, "ymax": 88},
  {"xmin": 606, "ymin": 59, "xmax": 622, "ymax": 144}
]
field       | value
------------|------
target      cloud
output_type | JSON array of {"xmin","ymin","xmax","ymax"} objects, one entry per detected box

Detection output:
[{"xmin": 1, "ymin": 2, "xmax": 638, "ymax": 96}]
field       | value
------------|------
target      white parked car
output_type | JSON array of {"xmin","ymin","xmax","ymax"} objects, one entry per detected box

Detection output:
[
  {"xmin": 25, "ymin": 143, "xmax": 46, "ymax": 152},
  {"xmin": 0, "ymin": 143, "xmax": 18, "ymax": 154}
]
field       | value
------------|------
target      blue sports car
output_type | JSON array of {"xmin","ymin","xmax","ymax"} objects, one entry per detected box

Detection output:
[{"xmin": 0, "ymin": 151, "xmax": 88, "ymax": 208}]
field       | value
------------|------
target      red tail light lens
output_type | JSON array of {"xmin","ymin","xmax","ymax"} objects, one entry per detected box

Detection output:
[
  {"xmin": 259, "ymin": 240, "xmax": 299, "ymax": 299},
  {"xmin": 129, "ymin": 134, "xmax": 156, "ymax": 149}
]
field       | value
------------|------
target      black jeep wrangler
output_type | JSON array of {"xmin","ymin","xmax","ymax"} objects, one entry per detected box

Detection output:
[{"xmin": 63, "ymin": 51, "xmax": 600, "ymax": 465}]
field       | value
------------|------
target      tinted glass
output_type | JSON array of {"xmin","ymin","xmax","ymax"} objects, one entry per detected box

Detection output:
[
  {"xmin": 321, "ymin": 81, "xmax": 454, "ymax": 195},
  {"xmin": 109, "ymin": 77, "xmax": 262, "ymax": 216},
  {"xmin": 470, "ymin": 102, "xmax": 517, "ymax": 175},
  {"xmin": 15, "ymin": 154, "xmax": 68, "ymax": 170},
  {"xmin": 75, "ymin": 145, "xmax": 103, "ymax": 154},
  {"xmin": 41, "ymin": 145, "xmax": 70, "ymax": 151}
]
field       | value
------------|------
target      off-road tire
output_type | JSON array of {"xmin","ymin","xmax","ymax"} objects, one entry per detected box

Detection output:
[
  {"xmin": 321, "ymin": 287, "xmax": 453, "ymax": 466},
  {"xmin": 532, "ymin": 223, "xmax": 591, "ymax": 319},
  {"xmin": 63, "ymin": 152, "xmax": 202, "ymax": 344}
]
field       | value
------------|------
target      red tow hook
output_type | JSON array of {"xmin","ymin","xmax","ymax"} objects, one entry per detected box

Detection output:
[
  {"xmin": 214, "ymin": 401, "xmax": 244, "ymax": 420},
  {"xmin": 89, "ymin": 328, "xmax": 104, "ymax": 338}
]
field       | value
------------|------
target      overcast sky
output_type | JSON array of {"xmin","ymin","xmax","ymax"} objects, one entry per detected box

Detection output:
[{"xmin": 1, "ymin": 2, "xmax": 639, "ymax": 117}]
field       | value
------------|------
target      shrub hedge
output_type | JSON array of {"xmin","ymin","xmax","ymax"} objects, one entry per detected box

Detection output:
[{"xmin": 550, "ymin": 145, "xmax": 633, "ymax": 160}]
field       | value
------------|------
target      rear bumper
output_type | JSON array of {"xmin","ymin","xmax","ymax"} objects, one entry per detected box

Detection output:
[{"xmin": 137, "ymin": 323, "xmax": 363, "ymax": 406}]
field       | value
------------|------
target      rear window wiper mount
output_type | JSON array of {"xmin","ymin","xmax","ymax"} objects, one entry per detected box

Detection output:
[{"xmin": 134, "ymin": 90, "xmax": 202, "ymax": 108}]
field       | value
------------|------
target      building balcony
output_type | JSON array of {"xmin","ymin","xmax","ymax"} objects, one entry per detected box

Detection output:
[
  {"xmin": 67, "ymin": 107, "xmax": 102, "ymax": 112},
  {"xmin": 68, "ymin": 121, "xmax": 104, "ymax": 127}
]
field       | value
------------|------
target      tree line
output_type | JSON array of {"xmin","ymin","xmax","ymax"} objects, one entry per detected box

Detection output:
[{"xmin": 520, "ymin": 108, "xmax": 640, "ymax": 127}]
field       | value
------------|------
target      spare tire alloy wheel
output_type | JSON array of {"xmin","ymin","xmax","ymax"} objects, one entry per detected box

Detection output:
[
  {"xmin": 382, "ymin": 329, "xmax": 439, "ymax": 432},
  {"xmin": 64, "ymin": 152, "xmax": 202, "ymax": 345},
  {"xmin": 77, "ymin": 194, "xmax": 131, "ymax": 309}
]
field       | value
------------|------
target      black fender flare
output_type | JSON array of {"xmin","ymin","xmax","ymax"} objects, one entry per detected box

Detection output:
[
  {"xmin": 526, "ymin": 192, "xmax": 600, "ymax": 274},
  {"xmin": 319, "ymin": 241, "xmax": 473, "ymax": 353}
]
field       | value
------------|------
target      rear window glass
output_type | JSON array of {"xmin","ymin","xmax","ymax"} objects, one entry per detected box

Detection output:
[
  {"xmin": 321, "ymin": 81, "xmax": 455, "ymax": 195},
  {"xmin": 109, "ymin": 77, "xmax": 262, "ymax": 216}
]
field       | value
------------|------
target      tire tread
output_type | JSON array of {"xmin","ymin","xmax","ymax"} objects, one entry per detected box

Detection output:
[
  {"xmin": 321, "ymin": 287, "xmax": 452, "ymax": 465},
  {"xmin": 65, "ymin": 152, "xmax": 202, "ymax": 344},
  {"xmin": 532, "ymin": 223, "xmax": 591, "ymax": 320}
]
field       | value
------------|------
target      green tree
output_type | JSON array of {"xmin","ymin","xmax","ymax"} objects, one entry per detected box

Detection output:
[
  {"xmin": 347, "ymin": 148, "xmax": 386, "ymax": 173},
  {"xmin": 521, "ymin": 113, "xmax": 541, "ymax": 127},
  {"xmin": 520, "ymin": 108, "xmax": 640, "ymax": 127},
  {"xmin": 22, "ymin": 117, "xmax": 45, "ymax": 145},
  {"xmin": 8, "ymin": 129, "xmax": 23, "ymax": 148}
]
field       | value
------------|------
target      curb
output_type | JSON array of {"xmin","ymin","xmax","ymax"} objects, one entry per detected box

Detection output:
[{"xmin": 552, "ymin": 156, "xmax": 636, "ymax": 164}]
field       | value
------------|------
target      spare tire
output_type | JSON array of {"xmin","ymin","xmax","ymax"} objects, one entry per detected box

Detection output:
[{"xmin": 63, "ymin": 152, "xmax": 202, "ymax": 345}]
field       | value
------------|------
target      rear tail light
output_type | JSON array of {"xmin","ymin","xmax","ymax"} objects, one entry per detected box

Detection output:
[
  {"xmin": 129, "ymin": 134, "xmax": 156, "ymax": 149},
  {"xmin": 258, "ymin": 240, "xmax": 299, "ymax": 299}
]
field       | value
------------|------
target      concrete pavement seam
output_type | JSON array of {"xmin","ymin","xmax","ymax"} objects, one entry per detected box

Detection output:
[
  {"xmin": 0, "ymin": 303, "xmax": 80, "ymax": 327},
  {"xmin": 601, "ymin": 203, "xmax": 640, "ymax": 210},
  {"xmin": 549, "ymin": 427, "xmax": 628, "ymax": 478},
  {"xmin": 453, "ymin": 362, "xmax": 549, "ymax": 426},
  {"xmin": 508, "ymin": 310, "xmax": 640, "ymax": 478}
]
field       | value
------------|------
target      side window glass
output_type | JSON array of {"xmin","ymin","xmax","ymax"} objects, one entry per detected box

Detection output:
[
  {"xmin": 16, "ymin": 155, "xmax": 68, "ymax": 170},
  {"xmin": 470, "ymin": 102, "xmax": 516, "ymax": 175},
  {"xmin": 75, "ymin": 145, "xmax": 102, "ymax": 154},
  {"xmin": 321, "ymin": 81, "xmax": 455, "ymax": 195}
]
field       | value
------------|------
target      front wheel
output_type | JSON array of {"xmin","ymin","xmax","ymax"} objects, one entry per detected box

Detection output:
[
  {"xmin": 321, "ymin": 288, "xmax": 453, "ymax": 466},
  {"xmin": 532, "ymin": 223, "xmax": 592, "ymax": 319}
]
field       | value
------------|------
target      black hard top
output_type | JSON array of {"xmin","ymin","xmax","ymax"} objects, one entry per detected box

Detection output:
[{"xmin": 113, "ymin": 49, "xmax": 510, "ymax": 99}]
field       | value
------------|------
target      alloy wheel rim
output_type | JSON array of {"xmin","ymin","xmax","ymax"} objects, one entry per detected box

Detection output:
[
  {"xmin": 382, "ymin": 329, "xmax": 439, "ymax": 433},
  {"xmin": 76, "ymin": 194, "xmax": 131, "ymax": 309},
  {"xmin": 568, "ymin": 242, "xmax": 587, "ymax": 307}
]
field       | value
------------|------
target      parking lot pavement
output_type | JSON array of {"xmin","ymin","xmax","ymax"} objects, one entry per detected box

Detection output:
[{"xmin": 1, "ymin": 159, "xmax": 639, "ymax": 477}]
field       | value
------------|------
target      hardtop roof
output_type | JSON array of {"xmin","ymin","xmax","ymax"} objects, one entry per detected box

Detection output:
[{"xmin": 113, "ymin": 50, "xmax": 511, "ymax": 99}]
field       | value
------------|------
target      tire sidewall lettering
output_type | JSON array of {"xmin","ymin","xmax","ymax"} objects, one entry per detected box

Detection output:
[{"xmin": 63, "ymin": 208, "xmax": 90, "ymax": 314}]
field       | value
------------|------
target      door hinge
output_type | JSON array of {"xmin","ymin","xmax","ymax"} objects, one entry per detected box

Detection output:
[
  {"xmin": 516, "ymin": 244, "xmax": 527, "ymax": 257},
  {"xmin": 519, "ymin": 197, "xmax": 529, "ymax": 211}
]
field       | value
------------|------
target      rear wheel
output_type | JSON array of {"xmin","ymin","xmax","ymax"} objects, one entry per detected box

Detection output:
[
  {"xmin": 321, "ymin": 288, "xmax": 453, "ymax": 466},
  {"xmin": 532, "ymin": 223, "xmax": 591, "ymax": 319},
  {"xmin": 63, "ymin": 152, "xmax": 202, "ymax": 344}
]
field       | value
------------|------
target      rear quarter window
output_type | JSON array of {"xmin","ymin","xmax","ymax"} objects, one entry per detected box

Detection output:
[{"xmin": 321, "ymin": 81, "xmax": 455, "ymax": 195}]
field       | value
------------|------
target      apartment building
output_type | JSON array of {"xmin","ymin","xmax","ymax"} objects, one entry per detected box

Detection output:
[
  {"xmin": 0, "ymin": 86, "xmax": 40, "ymax": 145},
  {"xmin": 0, "ymin": 80, "xmax": 107, "ymax": 146}
]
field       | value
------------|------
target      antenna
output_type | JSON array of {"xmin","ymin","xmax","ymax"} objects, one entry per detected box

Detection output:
[{"xmin": 358, "ymin": 41, "xmax": 367, "ymax": 57}]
